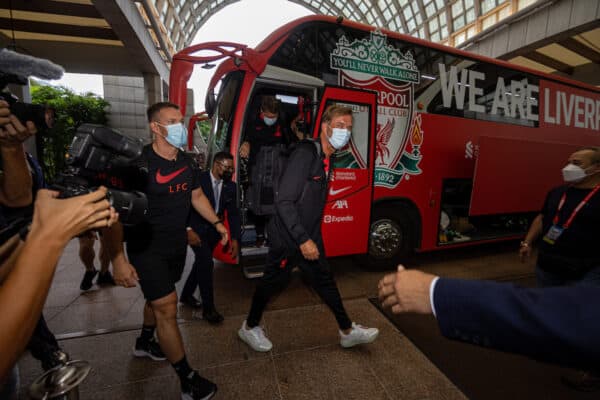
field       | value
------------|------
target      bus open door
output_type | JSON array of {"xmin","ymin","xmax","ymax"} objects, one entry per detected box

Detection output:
[{"xmin": 314, "ymin": 86, "xmax": 378, "ymax": 257}]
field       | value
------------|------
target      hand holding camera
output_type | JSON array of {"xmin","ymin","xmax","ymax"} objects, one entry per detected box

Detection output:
[
  {"xmin": 29, "ymin": 187, "xmax": 118, "ymax": 246},
  {"xmin": 0, "ymin": 100, "xmax": 37, "ymax": 147}
]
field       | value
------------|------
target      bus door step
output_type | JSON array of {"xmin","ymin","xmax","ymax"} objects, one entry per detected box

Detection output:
[
  {"xmin": 242, "ymin": 264, "xmax": 265, "ymax": 279},
  {"xmin": 241, "ymin": 246, "xmax": 268, "ymax": 279}
]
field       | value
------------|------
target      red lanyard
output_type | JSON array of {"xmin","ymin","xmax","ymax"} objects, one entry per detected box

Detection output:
[{"xmin": 553, "ymin": 185, "xmax": 600, "ymax": 228}]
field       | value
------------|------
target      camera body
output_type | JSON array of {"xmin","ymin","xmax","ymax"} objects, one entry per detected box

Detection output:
[
  {"xmin": 0, "ymin": 73, "xmax": 53, "ymax": 130},
  {"xmin": 54, "ymin": 124, "xmax": 148, "ymax": 226}
]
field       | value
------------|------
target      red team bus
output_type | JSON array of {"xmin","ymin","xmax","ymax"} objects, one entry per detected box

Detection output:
[{"xmin": 169, "ymin": 15, "xmax": 600, "ymax": 269}]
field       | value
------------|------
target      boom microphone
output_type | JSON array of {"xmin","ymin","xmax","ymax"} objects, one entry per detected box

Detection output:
[{"xmin": 0, "ymin": 48, "xmax": 64, "ymax": 80}]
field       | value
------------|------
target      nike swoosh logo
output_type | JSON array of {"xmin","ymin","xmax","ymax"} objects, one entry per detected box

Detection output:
[
  {"xmin": 329, "ymin": 186, "xmax": 352, "ymax": 196},
  {"xmin": 155, "ymin": 166, "xmax": 188, "ymax": 184}
]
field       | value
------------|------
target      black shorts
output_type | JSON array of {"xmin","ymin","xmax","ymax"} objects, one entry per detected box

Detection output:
[{"xmin": 127, "ymin": 247, "xmax": 186, "ymax": 302}]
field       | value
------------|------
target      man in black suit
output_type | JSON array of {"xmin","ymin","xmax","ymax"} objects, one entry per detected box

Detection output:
[
  {"xmin": 181, "ymin": 152, "xmax": 241, "ymax": 324},
  {"xmin": 378, "ymin": 266, "xmax": 600, "ymax": 371}
]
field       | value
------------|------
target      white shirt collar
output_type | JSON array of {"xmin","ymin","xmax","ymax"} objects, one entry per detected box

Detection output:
[{"xmin": 210, "ymin": 170, "xmax": 221, "ymax": 186}]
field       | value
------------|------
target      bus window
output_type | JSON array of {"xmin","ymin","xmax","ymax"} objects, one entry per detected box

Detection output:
[
  {"xmin": 328, "ymin": 101, "xmax": 370, "ymax": 170},
  {"xmin": 206, "ymin": 71, "xmax": 244, "ymax": 163}
]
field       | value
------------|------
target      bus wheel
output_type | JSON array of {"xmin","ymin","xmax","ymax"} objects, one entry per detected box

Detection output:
[{"xmin": 358, "ymin": 205, "xmax": 415, "ymax": 270}]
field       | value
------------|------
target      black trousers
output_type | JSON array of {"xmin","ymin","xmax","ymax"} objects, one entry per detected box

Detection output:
[
  {"xmin": 246, "ymin": 247, "xmax": 352, "ymax": 331},
  {"xmin": 27, "ymin": 314, "xmax": 60, "ymax": 362},
  {"xmin": 181, "ymin": 235, "xmax": 218, "ymax": 311}
]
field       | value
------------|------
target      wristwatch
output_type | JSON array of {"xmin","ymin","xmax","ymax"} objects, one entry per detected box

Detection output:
[{"xmin": 520, "ymin": 240, "xmax": 530, "ymax": 248}]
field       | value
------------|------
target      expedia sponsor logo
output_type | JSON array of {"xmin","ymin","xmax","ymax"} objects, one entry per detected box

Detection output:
[{"xmin": 323, "ymin": 215, "xmax": 354, "ymax": 224}]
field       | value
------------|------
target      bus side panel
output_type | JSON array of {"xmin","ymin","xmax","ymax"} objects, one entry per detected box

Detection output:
[
  {"xmin": 470, "ymin": 137, "xmax": 579, "ymax": 216},
  {"xmin": 373, "ymin": 109, "xmax": 600, "ymax": 252}
]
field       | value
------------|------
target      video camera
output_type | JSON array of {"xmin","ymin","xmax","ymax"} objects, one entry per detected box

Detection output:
[
  {"xmin": 53, "ymin": 124, "xmax": 148, "ymax": 226},
  {"xmin": 0, "ymin": 73, "xmax": 54, "ymax": 131},
  {"xmin": 0, "ymin": 48, "xmax": 64, "ymax": 131}
]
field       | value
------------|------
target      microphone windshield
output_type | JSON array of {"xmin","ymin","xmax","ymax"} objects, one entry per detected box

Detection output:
[{"xmin": 0, "ymin": 48, "xmax": 64, "ymax": 81}]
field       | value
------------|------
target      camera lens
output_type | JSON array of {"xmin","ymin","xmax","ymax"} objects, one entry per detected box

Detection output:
[{"xmin": 106, "ymin": 189, "xmax": 148, "ymax": 226}]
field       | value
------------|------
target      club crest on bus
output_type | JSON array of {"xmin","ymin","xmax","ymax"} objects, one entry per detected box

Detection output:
[{"xmin": 331, "ymin": 29, "xmax": 423, "ymax": 188}]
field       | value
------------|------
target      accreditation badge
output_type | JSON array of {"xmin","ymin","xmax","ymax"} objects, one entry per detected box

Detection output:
[{"xmin": 542, "ymin": 225, "xmax": 564, "ymax": 245}]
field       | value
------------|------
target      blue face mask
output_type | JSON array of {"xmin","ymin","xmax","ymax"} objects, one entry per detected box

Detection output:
[
  {"xmin": 329, "ymin": 127, "xmax": 351, "ymax": 150},
  {"xmin": 263, "ymin": 116, "xmax": 277, "ymax": 126},
  {"xmin": 159, "ymin": 122, "xmax": 187, "ymax": 149}
]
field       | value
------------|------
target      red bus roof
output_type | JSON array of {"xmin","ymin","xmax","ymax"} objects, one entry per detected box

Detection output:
[{"xmin": 253, "ymin": 15, "xmax": 599, "ymax": 93}]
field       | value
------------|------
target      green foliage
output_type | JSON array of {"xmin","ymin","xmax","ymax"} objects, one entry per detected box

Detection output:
[{"xmin": 30, "ymin": 82, "xmax": 110, "ymax": 182}]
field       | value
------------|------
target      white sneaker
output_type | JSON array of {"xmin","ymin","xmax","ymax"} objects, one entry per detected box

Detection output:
[
  {"xmin": 339, "ymin": 322, "xmax": 379, "ymax": 348},
  {"xmin": 238, "ymin": 320, "xmax": 273, "ymax": 352}
]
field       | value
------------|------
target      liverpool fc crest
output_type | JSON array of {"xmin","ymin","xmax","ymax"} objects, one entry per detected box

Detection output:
[{"xmin": 331, "ymin": 30, "xmax": 423, "ymax": 188}]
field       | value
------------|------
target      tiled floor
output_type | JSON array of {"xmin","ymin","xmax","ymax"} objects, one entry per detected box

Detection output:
[{"xmin": 17, "ymin": 239, "xmax": 533, "ymax": 399}]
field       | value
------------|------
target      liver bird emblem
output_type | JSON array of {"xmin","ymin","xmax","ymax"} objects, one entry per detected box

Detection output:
[{"xmin": 376, "ymin": 118, "xmax": 395, "ymax": 165}]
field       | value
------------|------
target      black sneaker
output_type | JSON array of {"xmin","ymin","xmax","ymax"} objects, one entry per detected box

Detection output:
[
  {"xmin": 97, "ymin": 271, "xmax": 115, "ymax": 286},
  {"xmin": 80, "ymin": 269, "xmax": 98, "ymax": 291},
  {"xmin": 133, "ymin": 337, "xmax": 166, "ymax": 361},
  {"xmin": 181, "ymin": 371, "xmax": 217, "ymax": 400},
  {"xmin": 202, "ymin": 309, "xmax": 224, "ymax": 325}
]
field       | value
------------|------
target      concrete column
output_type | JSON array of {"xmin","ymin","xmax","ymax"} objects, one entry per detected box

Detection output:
[
  {"xmin": 143, "ymin": 72, "xmax": 165, "ymax": 107},
  {"xmin": 103, "ymin": 75, "xmax": 149, "ymax": 142}
]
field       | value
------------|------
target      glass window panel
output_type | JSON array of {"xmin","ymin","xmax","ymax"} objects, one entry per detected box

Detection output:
[
  {"xmin": 499, "ymin": 5, "xmax": 511, "ymax": 20},
  {"xmin": 419, "ymin": 27, "xmax": 426, "ymax": 38},
  {"xmin": 407, "ymin": 19, "xmax": 416, "ymax": 31},
  {"xmin": 439, "ymin": 11, "xmax": 446, "ymax": 25},
  {"xmin": 518, "ymin": 0, "xmax": 537, "ymax": 9},
  {"xmin": 359, "ymin": 3, "xmax": 368, "ymax": 13},
  {"xmin": 389, "ymin": 20, "xmax": 397, "ymax": 30},
  {"xmin": 498, "ymin": 0, "xmax": 508, "ymax": 4},
  {"xmin": 455, "ymin": 31, "xmax": 466, "ymax": 45},
  {"xmin": 453, "ymin": 16, "xmax": 465, "ymax": 30},
  {"xmin": 481, "ymin": 0, "xmax": 495, "ymax": 14},
  {"xmin": 466, "ymin": 8, "xmax": 475, "ymax": 22},
  {"xmin": 452, "ymin": 1, "xmax": 464, "ymax": 16},
  {"xmin": 426, "ymin": 3, "xmax": 436, "ymax": 17},
  {"xmin": 441, "ymin": 26, "xmax": 448, "ymax": 37},
  {"xmin": 395, "ymin": 16, "xmax": 403, "ymax": 30},
  {"xmin": 403, "ymin": 7, "xmax": 413, "ymax": 19},
  {"xmin": 482, "ymin": 14, "xmax": 496, "ymax": 29},
  {"xmin": 389, "ymin": 3, "xmax": 396, "ymax": 13},
  {"xmin": 383, "ymin": 9, "xmax": 392, "ymax": 19},
  {"xmin": 467, "ymin": 25, "xmax": 477, "ymax": 38},
  {"xmin": 432, "ymin": 31, "xmax": 441, "ymax": 41},
  {"xmin": 465, "ymin": 0, "xmax": 474, "ymax": 8},
  {"xmin": 415, "ymin": 11, "xmax": 422, "ymax": 25},
  {"xmin": 429, "ymin": 18, "xmax": 439, "ymax": 31},
  {"xmin": 436, "ymin": 0, "xmax": 445, "ymax": 8}
]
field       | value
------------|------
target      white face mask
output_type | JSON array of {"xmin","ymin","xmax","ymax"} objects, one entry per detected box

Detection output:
[
  {"xmin": 562, "ymin": 164, "xmax": 587, "ymax": 183},
  {"xmin": 328, "ymin": 127, "xmax": 351, "ymax": 150},
  {"xmin": 263, "ymin": 116, "xmax": 277, "ymax": 126}
]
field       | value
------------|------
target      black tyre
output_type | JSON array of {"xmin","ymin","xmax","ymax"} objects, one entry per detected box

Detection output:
[{"xmin": 356, "ymin": 204, "xmax": 417, "ymax": 270}]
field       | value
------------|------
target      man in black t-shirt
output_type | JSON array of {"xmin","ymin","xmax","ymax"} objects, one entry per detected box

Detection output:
[
  {"xmin": 105, "ymin": 102, "xmax": 227, "ymax": 400},
  {"xmin": 519, "ymin": 146, "xmax": 600, "ymax": 391},
  {"xmin": 520, "ymin": 147, "xmax": 600, "ymax": 286}
]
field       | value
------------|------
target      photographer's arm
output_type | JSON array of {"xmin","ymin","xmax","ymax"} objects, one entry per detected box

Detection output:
[
  {"xmin": 0, "ymin": 188, "xmax": 116, "ymax": 380},
  {"xmin": 0, "ymin": 233, "xmax": 24, "ymax": 283},
  {"xmin": 102, "ymin": 222, "xmax": 138, "ymax": 288},
  {"xmin": 0, "ymin": 102, "xmax": 36, "ymax": 207},
  {"xmin": 191, "ymin": 187, "xmax": 228, "ymax": 245}
]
